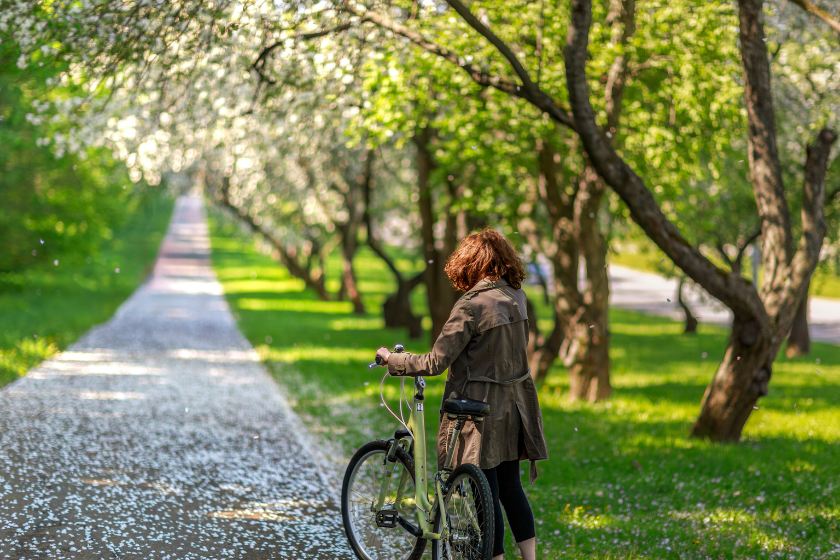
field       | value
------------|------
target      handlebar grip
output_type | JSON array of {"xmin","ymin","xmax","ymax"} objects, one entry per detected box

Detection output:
[{"xmin": 367, "ymin": 355, "xmax": 384, "ymax": 370}]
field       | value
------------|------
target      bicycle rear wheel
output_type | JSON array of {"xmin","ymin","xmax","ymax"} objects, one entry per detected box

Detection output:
[
  {"xmin": 341, "ymin": 440, "xmax": 427, "ymax": 560},
  {"xmin": 430, "ymin": 464, "xmax": 494, "ymax": 560}
]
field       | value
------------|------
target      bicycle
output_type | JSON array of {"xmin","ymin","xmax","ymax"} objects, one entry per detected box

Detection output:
[{"xmin": 341, "ymin": 343, "xmax": 495, "ymax": 560}]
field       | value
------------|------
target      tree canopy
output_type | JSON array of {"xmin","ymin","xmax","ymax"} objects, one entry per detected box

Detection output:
[{"xmin": 5, "ymin": 0, "xmax": 840, "ymax": 440}]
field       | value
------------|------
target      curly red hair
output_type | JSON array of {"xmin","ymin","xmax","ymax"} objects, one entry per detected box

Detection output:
[{"xmin": 445, "ymin": 229, "xmax": 527, "ymax": 291}]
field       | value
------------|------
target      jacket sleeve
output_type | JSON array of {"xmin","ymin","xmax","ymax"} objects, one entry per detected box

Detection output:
[{"xmin": 388, "ymin": 299, "xmax": 474, "ymax": 377}]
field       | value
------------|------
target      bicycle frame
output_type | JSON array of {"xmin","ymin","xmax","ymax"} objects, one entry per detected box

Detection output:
[{"xmin": 373, "ymin": 373, "xmax": 478, "ymax": 542}]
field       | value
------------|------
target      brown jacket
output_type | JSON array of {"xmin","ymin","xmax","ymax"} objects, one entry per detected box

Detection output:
[{"xmin": 388, "ymin": 278, "xmax": 549, "ymax": 482}]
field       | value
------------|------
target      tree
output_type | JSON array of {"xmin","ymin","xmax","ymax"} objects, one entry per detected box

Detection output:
[
  {"xmin": 676, "ymin": 277, "xmax": 699, "ymax": 334},
  {"xmin": 361, "ymin": 154, "xmax": 425, "ymax": 339},
  {"xmin": 769, "ymin": 0, "xmax": 840, "ymax": 357},
  {"xmin": 336, "ymin": 0, "xmax": 630, "ymax": 400},
  {"xmin": 10, "ymin": 0, "xmax": 838, "ymax": 437},
  {"xmin": 567, "ymin": 0, "xmax": 835, "ymax": 440},
  {"xmin": 339, "ymin": 0, "xmax": 837, "ymax": 438}
]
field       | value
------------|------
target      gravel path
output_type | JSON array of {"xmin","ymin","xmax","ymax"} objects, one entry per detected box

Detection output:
[
  {"xmin": 609, "ymin": 264, "xmax": 840, "ymax": 344},
  {"xmin": 0, "ymin": 196, "xmax": 351, "ymax": 559}
]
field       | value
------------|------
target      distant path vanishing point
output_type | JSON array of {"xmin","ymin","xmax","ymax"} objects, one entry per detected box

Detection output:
[{"xmin": 0, "ymin": 195, "xmax": 352, "ymax": 559}]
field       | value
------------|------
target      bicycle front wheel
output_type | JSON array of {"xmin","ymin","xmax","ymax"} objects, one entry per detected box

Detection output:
[
  {"xmin": 430, "ymin": 464, "xmax": 494, "ymax": 560},
  {"xmin": 341, "ymin": 440, "xmax": 427, "ymax": 560}
]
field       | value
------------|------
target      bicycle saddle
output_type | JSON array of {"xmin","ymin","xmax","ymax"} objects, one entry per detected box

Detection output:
[{"xmin": 443, "ymin": 395, "xmax": 490, "ymax": 417}]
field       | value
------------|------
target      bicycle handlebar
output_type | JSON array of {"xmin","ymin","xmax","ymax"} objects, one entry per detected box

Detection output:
[{"xmin": 367, "ymin": 343, "xmax": 405, "ymax": 370}]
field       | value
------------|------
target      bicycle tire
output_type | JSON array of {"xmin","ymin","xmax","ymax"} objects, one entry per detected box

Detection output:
[
  {"xmin": 341, "ymin": 440, "xmax": 427, "ymax": 560},
  {"xmin": 430, "ymin": 464, "xmax": 494, "ymax": 560}
]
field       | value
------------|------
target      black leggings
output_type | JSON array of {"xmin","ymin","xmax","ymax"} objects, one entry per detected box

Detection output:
[{"xmin": 482, "ymin": 460, "xmax": 536, "ymax": 557}]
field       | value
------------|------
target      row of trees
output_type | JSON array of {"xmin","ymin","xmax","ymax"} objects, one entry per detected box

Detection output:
[{"xmin": 7, "ymin": 0, "xmax": 839, "ymax": 441}]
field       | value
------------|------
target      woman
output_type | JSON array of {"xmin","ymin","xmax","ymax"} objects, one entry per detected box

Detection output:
[{"xmin": 376, "ymin": 229, "xmax": 548, "ymax": 560}]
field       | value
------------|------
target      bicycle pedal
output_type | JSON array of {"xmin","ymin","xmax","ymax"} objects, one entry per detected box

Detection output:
[{"xmin": 375, "ymin": 508, "xmax": 399, "ymax": 529}]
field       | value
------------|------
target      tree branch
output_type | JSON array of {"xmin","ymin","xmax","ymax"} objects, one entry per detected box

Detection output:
[
  {"xmin": 361, "ymin": 148, "xmax": 407, "ymax": 283},
  {"xmin": 714, "ymin": 241, "xmax": 735, "ymax": 271},
  {"xmin": 735, "ymin": 228, "xmax": 762, "ymax": 267},
  {"xmin": 536, "ymin": 0, "xmax": 545, "ymax": 85},
  {"xmin": 407, "ymin": 270, "xmax": 426, "ymax": 291},
  {"xmin": 444, "ymin": 0, "xmax": 536, "ymax": 91},
  {"xmin": 564, "ymin": 0, "xmax": 769, "ymax": 328},
  {"xmin": 342, "ymin": 1, "xmax": 577, "ymax": 131},
  {"xmin": 776, "ymin": 129, "xmax": 837, "ymax": 329},
  {"xmin": 627, "ymin": 54, "xmax": 674, "ymax": 77},
  {"xmin": 739, "ymin": 0, "xmax": 794, "ymax": 294},
  {"xmin": 253, "ymin": 22, "xmax": 354, "ymax": 73},
  {"xmin": 789, "ymin": 0, "xmax": 840, "ymax": 36},
  {"xmin": 604, "ymin": 0, "xmax": 636, "ymax": 134},
  {"xmin": 217, "ymin": 178, "xmax": 331, "ymax": 301},
  {"xmin": 769, "ymin": 31, "xmax": 790, "ymax": 64}
]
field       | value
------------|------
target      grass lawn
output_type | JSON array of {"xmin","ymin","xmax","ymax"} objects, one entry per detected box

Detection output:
[
  {"xmin": 0, "ymin": 194, "xmax": 175, "ymax": 388},
  {"xmin": 209, "ymin": 210, "xmax": 840, "ymax": 560}
]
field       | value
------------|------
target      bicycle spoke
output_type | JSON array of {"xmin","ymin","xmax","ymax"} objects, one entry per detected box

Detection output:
[
  {"xmin": 351, "ymin": 488, "xmax": 374, "ymax": 503},
  {"xmin": 345, "ymin": 448, "xmax": 418, "ymax": 560},
  {"xmin": 438, "ymin": 472, "xmax": 487, "ymax": 560}
]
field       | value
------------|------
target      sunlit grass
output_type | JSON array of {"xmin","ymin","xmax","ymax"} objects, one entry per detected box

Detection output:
[
  {"xmin": 0, "ymin": 338, "xmax": 59, "ymax": 381},
  {"xmin": 237, "ymin": 298, "xmax": 356, "ymax": 313},
  {"xmin": 223, "ymin": 279, "xmax": 306, "ymax": 293},
  {"xmin": 0, "ymin": 195, "xmax": 175, "ymax": 388},
  {"xmin": 208, "ymin": 209, "xmax": 840, "ymax": 560},
  {"xmin": 260, "ymin": 345, "xmax": 372, "ymax": 364}
]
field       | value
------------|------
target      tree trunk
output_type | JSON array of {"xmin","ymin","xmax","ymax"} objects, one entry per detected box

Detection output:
[
  {"xmin": 520, "ymin": 136, "xmax": 579, "ymax": 388},
  {"xmin": 564, "ymin": 312, "xmax": 611, "ymax": 402},
  {"xmin": 338, "ymin": 220, "xmax": 365, "ymax": 315},
  {"xmin": 690, "ymin": 317, "xmax": 774, "ymax": 441},
  {"xmin": 525, "ymin": 297, "xmax": 544, "ymax": 367},
  {"xmin": 520, "ymin": 146, "xmax": 611, "ymax": 401},
  {"xmin": 360, "ymin": 149, "xmax": 424, "ymax": 339},
  {"xmin": 519, "ymin": 0, "xmax": 630, "ymax": 396},
  {"xmin": 677, "ymin": 277, "xmax": 698, "ymax": 334},
  {"xmin": 368, "ymin": 237, "xmax": 424, "ymax": 338},
  {"xmin": 526, "ymin": 185, "xmax": 611, "ymax": 402},
  {"xmin": 529, "ymin": 308, "xmax": 562, "ymax": 383},
  {"xmin": 785, "ymin": 280, "xmax": 810, "ymax": 357},
  {"xmin": 566, "ymin": 169, "xmax": 611, "ymax": 402},
  {"xmin": 337, "ymin": 279, "xmax": 346, "ymax": 301},
  {"xmin": 341, "ymin": 256, "xmax": 365, "ymax": 315},
  {"xmin": 415, "ymin": 128, "xmax": 458, "ymax": 342},
  {"xmin": 382, "ymin": 272, "xmax": 425, "ymax": 340}
]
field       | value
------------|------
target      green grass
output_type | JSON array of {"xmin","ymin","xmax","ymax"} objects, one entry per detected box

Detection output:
[
  {"xmin": 209, "ymin": 210, "xmax": 840, "ymax": 560},
  {"xmin": 811, "ymin": 266, "xmax": 840, "ymax": 299},
  {"xmin": 0, "ymin": 194, "xmax": 175, "ymax": 387}
]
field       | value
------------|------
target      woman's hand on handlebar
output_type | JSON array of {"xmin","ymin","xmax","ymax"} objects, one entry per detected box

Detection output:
[
  {"xmin": 375, "ymin": 346, "xmax": 391, "ymax": 364},
  {"xmin": 367, "ymin": 346, "xmax": 391, "ymax": 369},
  {"xmin": 367, "ymin": 343, "xmax": 404, "ymax": 370}
]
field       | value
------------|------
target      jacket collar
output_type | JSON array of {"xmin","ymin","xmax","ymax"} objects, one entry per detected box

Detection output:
[{"xmin": 464, "ymin": 277, "xmax": 510, "ymax": 296}]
